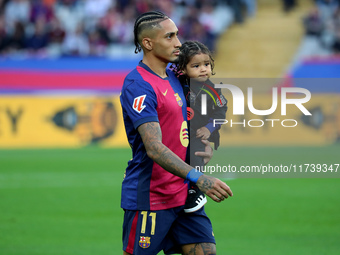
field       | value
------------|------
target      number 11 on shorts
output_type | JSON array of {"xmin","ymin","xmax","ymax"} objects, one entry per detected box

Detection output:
[{"xmin": 141, "ymin": 211, "xmax": 156, "ymax": 235}]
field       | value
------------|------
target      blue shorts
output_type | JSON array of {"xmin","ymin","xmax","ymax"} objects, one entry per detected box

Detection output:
[{"xmin": 122, "ymin": 206, "xmax": 215, "ymax": 255}]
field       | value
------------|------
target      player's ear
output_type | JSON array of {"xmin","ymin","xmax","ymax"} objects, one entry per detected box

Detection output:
[{"xmin": 142, "ymin": 38, "xmax": 153, "ymax": 51}]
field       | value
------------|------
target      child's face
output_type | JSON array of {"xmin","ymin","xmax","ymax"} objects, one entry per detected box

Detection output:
[{"xmin": 184, "ymin": 53, "xmax": 212, "ymax": 82}]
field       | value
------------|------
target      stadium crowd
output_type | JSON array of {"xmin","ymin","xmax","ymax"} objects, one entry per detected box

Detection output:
[
  {"xmin": 303, "ymin": 0, "xmax": 340, "ymax": 53},
  {"xmin": 0, "ymin": 0, "xmax": 258, "ymax": 58}
]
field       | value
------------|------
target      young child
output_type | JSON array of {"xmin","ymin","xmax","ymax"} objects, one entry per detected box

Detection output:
[
  {"xmin": 172, "ymin": 41, "xmax": 228, "ymax": 212},
  {"xmin": 174, "ymin": 40, "xmax": 228, "ymax": 169}
]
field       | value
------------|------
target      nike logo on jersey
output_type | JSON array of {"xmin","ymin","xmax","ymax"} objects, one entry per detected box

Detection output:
[
  {"xmin": 133, "ymin": 95, "xmax": 146, "ymax": 113},
  {"xmin": 162, "ymin": 89, "xmax": 168, "ymax": 96}
]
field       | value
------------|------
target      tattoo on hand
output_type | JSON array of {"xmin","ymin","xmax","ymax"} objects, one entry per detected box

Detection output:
[{"xmin": 198, "ymin": 176, "xmax": 214, "ymax": 193}]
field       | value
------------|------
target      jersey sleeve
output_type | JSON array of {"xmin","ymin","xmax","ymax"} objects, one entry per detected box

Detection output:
[
  {"xmin": 212, "ymin": 87, "xmax": 228, "ymax": 119},
  {"xmin": 121, "ymin": 80, "xmax": 159, "ymax": 129},
  {"xmin": 205, "ymin": 87, "xmax": 228, "ymax": 133}
]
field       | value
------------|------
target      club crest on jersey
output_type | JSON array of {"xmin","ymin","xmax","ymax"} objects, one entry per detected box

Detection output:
[
  {"xmin": 133, "ymin": 95, "xmax": 146, "ymax": 113},
  {"xmin": 139, "ymin": 236, "xmax": 151, "ymax": 249},
  {"xmin": 174, "ymin": 93, "xmax": 183, "ymax": 107}
]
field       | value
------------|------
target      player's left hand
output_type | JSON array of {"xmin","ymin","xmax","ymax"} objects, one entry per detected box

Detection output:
[
  {"xmin": 195, "ymin": 139, "xmax": 213, "ymax": 165},
  {"xmin": 196, "ymin": 127, "xmax": 211, "ymax": 140},
  {"xmin": 196, "ymin": 175, "xmax": 233, "ymax": 202}
]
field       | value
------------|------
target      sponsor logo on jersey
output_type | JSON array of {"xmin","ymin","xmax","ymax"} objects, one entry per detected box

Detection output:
[
  {"xmin": 139, "ymin": 236, "xmax": 151, "ymax": 248},
  {"xmin": 133, "ymin": 95, "xmax": 146, "ymax": 113},
  {"xmin": 187, "ymin": 107, "xmax": 194, "ymax": 121},
  {"xmin": 180, "ymin": 121, "xmax": 189, "ymax": 147},
  {"xmin": 174, "ymin": 93, "xmax": 183, "ymax": 107}
]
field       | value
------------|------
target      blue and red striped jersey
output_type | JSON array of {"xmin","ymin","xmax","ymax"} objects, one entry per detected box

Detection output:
[{"xmin": 120, "ymin": 61, "xmax": 189, "ymax": 210}]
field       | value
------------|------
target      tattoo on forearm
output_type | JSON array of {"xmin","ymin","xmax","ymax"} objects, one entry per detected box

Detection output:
[{"xmin": 138, "ymin": 122, "xmax": 191, "ymax": 179}]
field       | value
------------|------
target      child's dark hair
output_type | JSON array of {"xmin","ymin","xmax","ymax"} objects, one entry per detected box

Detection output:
[
  {"xmin": 172, "ymin": 41, "xmax": 215, "ymax": 83},
  {"xmin": 133, "ymin": 11, "xmax": 169, "ymax": 54}
]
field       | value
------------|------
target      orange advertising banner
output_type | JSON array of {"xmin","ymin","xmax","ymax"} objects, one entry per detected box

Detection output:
[{"xmin": 0, "ymin": 96, "xmax": 129, "ymax": 148}]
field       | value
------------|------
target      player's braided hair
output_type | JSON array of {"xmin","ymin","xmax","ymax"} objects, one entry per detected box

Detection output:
[
  {"xmin": 133, "ymin": 11, "xmax": 169, "ymax": 54},
  {"xmin": 171, "ymin": 41, "xmax": 215, "ymax": 84}
]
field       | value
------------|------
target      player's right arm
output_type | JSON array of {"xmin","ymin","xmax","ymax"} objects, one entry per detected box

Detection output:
[{"xmin": 138, "ymin": 121, "xmax": 233, "ymax": 202}]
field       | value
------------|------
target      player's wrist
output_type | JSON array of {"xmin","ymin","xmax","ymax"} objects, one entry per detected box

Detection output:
[{"xmin": 186, "ymin": 168, "xmax": 204, "ymax": 184}]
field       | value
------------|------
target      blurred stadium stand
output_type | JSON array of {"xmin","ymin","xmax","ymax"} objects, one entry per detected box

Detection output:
[
  {"xmin": 0, "ymin": 0, "xmax": 236, "ymax": 57},
  {"xmin": 1, "ymin": 1, "xmax": 339, "ymax": 78}
]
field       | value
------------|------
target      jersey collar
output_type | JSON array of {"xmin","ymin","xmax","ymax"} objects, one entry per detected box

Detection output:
[{"xmin": 138, "ymin": 60, "xmax": 170, "ymax": 80}]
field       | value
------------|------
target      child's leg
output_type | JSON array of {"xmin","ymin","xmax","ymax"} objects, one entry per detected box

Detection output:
[{"xmin": 185, "ymin": 136, "xmax": 207, "ymax": 213}]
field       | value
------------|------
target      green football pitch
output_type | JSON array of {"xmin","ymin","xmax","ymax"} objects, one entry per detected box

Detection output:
[{"xmin": 1, "ymin": 146, "xmax": 339, "ymax": 255}]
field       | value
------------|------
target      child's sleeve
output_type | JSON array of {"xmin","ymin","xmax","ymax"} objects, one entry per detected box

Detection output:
[{"xmin": 204, "ymin": 87, "xmax": 228, "ymax": 133}]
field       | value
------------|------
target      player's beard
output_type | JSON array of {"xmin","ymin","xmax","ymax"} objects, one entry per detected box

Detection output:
[
  {"xmin": 170, "ymin": 51, "xmax": 180, "ymax": 63},
  {"xmin": 171, "ymin": 55, "xmax": 179, "ymax": 63},
  {"xmin": 158, "ymin": 53, "xmax": 178, "ymax": 64}
]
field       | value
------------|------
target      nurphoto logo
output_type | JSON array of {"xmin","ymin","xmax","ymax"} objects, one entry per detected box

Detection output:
[{"xmin": 201, "ymin": 84, "xmax": 312, "ymax": 128}]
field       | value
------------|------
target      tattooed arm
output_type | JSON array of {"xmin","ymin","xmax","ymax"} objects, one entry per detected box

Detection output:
[
  {"xmin": 138, "ymin": 121, "xmax": 192, "ymax": 178},
  {"xmin": 138, "ymin": 122, "xmax": 233, "ymax": 202}
]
